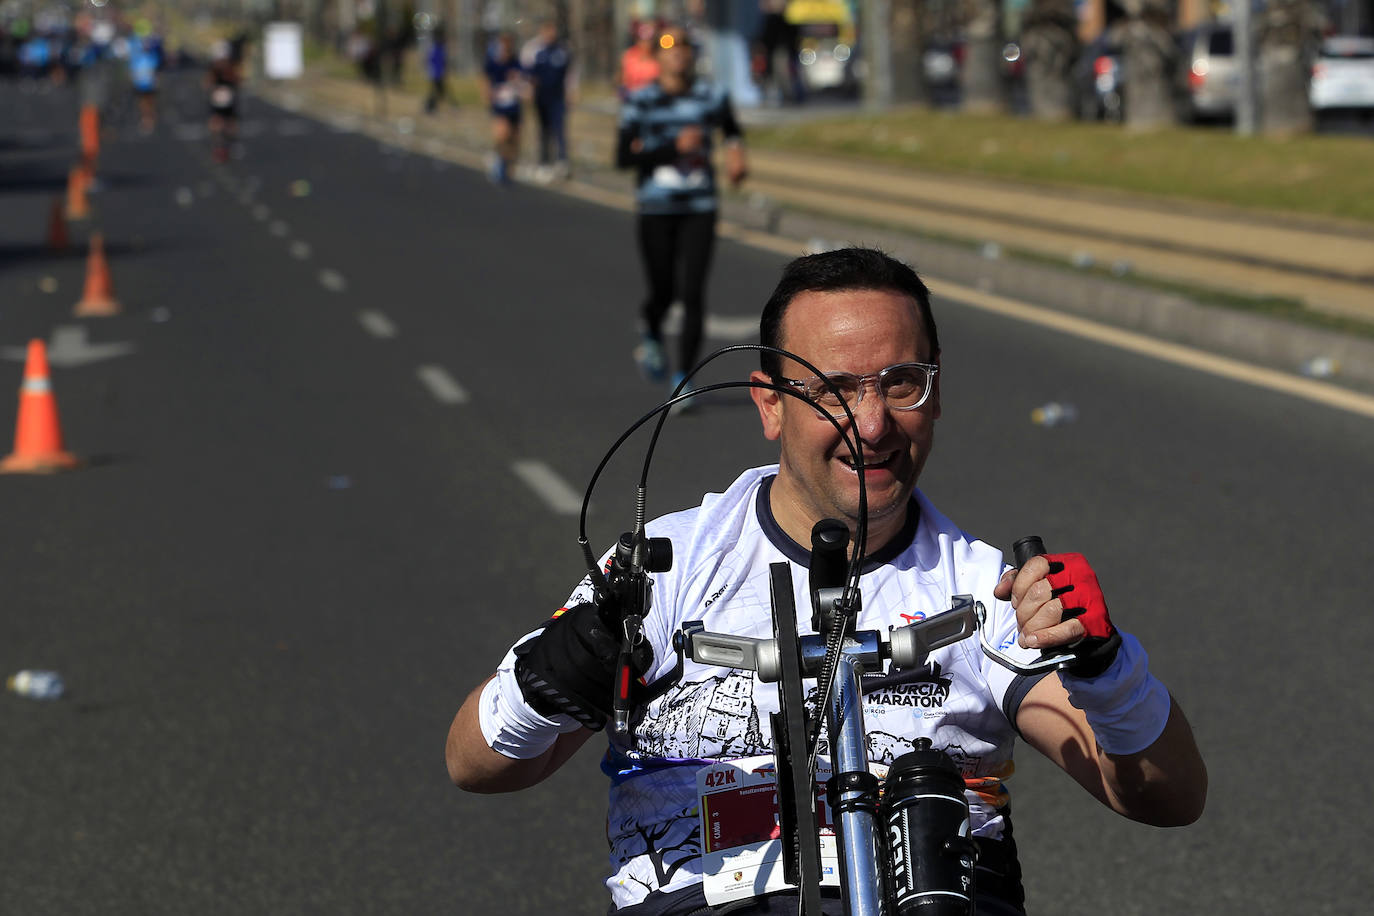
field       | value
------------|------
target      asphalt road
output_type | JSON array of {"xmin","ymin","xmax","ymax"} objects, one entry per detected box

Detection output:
[{"xmin": 2, "ymin": 73, "xmax": 1372, "ymax": 915}]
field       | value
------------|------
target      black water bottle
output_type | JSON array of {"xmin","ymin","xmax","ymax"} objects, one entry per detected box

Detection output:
[{"xmin": 883, "ymin": 739, "xmax": 977, "ymax": 915}]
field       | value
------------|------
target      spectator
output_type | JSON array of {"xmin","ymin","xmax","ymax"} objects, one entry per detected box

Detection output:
[
  {"xmin": 618, "ymin": 20, "xmax": 659, "ymax": 98},
  {"xmin": 521, "ymin": 20, "xmax": 576, "ymax": 181}
]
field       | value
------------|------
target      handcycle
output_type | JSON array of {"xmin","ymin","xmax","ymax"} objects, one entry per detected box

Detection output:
[{"xmin": 564, "ymin": 345, "xmax": 1104, "ymax": 916}]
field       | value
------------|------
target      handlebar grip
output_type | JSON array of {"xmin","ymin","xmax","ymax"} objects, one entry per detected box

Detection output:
[{"xmin": 1012, "ymin": 535, "xmax": 1047, "ymax": 568}]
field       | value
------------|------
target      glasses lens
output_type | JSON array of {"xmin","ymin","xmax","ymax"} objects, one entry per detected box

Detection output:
[
  {"xmin": 811, "ymin": 373, "xmax": 859, "ymax": 411},
  {"xmin": 880, "ymin": 365, "xmax": 930, "ymax": 409}
]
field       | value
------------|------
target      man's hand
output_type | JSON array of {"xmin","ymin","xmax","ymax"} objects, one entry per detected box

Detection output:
[
  {"xmin": 724, "ymin": 143, "xmax": 748, "ymax": 188},
  {"xmin": 514, "ymin": 602, "xmax": 652, "ymax": 730},
  {"xmin": 675, "ymin": 124, "xmax": 705, "ymax": 154},
  {"xmin": 994, "ymin": 553, "xmax": 1120, "ymax": 676}
]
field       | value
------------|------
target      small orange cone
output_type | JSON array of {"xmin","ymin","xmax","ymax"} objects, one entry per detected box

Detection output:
[
  {"xmin": 65, "ymin": 166, "xmax": 91, "ymax": 221},
  {"xmin": 46, "ymin": 198, "xmax": 69, "ymax": 252},
  {"xmin": 0, "ymin": 340, "xmax": 80, "ymax": 474},
  {"xmin": 79, "ymin": 103, "xmax": 100, "ymax": 170},
  {"xmin": 74, "ymin": 232, "xmax": 121, "ymax": 317}
]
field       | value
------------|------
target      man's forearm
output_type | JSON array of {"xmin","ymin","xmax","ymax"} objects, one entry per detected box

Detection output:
[
  {"xmin": 445, "ymin": 675, "xmax": 590, "ymax": 793},
  {"xmin": 1099, "ymin": 696, "xmax": 1208, "ymax": 827}
]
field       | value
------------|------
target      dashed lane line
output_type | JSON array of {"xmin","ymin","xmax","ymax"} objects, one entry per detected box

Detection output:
[
  {"xmin": 415, "ymin": 365, "xmax": 469, "ymax": 404},
  {"xmin": 290, "ymin": 240, "xmax": 312, "ymax": 260},
  {"xmin": 511, "ymin": 460, "xmax": 584, "ymax": 515},
  {"xmin": 318, "ymin": 268, "xmax": 347, "ymax": 292},
  {"xmin": 357, "ymin": 310, "xmax": 398, "ymax": 338}
]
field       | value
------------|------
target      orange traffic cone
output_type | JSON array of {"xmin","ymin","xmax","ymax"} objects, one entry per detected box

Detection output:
[
  {"xmin": 74, "ymin": 232, "xmax": 121, "ymax": 317},
  {"xmin": 65, "ymin": 166, "xmax": 91, "ymax": 221},
  {"xmin": 46, "ymin": 198, "xmax": 69, "ymax": 252},
  {"xmin": 0, "ymin": 340, "xmax": 80, "ymax": 474},
  {"xmin": 79, "ymin": 103, "xmax": 100, "ymax": 171}
]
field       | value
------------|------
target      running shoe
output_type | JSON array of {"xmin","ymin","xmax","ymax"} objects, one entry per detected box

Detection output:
[
  {"xmin": 634, "ymin": 336, "xmax": 667, "ymax": 383},
  {"xmin": 669, "ymin": 373, "xmax": 697, "ymax": 414}
]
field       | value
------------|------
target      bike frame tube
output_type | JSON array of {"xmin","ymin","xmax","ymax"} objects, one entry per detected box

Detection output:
[{"xmin": 828, "ymin": 653, "xmax": 888, "ymax": 916}]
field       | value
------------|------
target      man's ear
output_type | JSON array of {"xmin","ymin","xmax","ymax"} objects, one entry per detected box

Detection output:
[{"xmin": 749, "ymin": 370, "xmax": 783, "ymax": 441}]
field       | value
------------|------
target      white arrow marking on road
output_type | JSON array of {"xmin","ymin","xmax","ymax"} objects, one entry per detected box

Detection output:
[
  {"xmin": 416, "ymin": 365, "xmax": 469, "ymax": 404},
  {"xmin": 357, "ymin": 310, "xmax": 397, "ymax": 338},
  {"xmin": 659, "ymin": 304, "xmax": 755, "ymax": 342},
  {"xmin": 318, "ymin": 269, "xmax": 347, "ymax": 292},
  {"xmin": 512, "ymin": 460, "xmax": 584, "ymax": 515},
  {"xmin": 1, "ymin": 325, "xmax": 136, "ymax": 368}
]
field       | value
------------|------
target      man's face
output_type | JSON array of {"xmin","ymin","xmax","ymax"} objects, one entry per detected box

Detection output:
[
  {"xmin": 750, "ymin": 288, "xmax": 941, "ymax": 545},
  {"xmin": 657, "ymin": 32, "xmax": 694, "ymax": 78}
]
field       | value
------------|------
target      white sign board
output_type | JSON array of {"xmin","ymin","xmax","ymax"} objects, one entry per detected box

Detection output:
[{"xmin": 263, "ymin": 22, "xmax": 304, "ymax": 80}]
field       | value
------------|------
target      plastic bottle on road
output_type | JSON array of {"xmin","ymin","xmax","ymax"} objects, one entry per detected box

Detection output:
[
  {"xmin": 6, "ymin": 669, "xmax": 66, "ymax": 700},
  {"xmin": 1030, "ymin": 402, "xmax": 1078, "ymax": 427}
]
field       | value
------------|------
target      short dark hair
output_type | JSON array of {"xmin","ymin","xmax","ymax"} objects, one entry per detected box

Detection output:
[{"xmin": 758, "ymin": 247, "xmax": 938, "ymax": 379}]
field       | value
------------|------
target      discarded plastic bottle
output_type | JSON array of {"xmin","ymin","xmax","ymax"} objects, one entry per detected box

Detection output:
[
  {"xmin": 6, "ymin": 669, "xmax": 65, "ymax": 701},
  {"xmin": 1030, "ymin": 402, "xmax": 1078, "ymax": 427}
]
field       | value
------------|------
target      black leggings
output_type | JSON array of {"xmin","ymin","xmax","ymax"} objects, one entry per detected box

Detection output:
[{"xmin": 636, "ymin": 210, "xmax": 717, "ymax": 374}]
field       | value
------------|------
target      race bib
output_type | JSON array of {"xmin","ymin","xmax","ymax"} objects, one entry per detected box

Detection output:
[
  {"xmin": 211, "ymin": 86, "xmax": 235, "ymax": 107},
  {"xmin": 697, "ymin": 755, "xmax": 887, "ymax": 905}
]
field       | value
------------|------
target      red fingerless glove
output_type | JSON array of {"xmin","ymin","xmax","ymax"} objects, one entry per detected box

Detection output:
[
  {"xmin": 1045, "ymin": 553, "xmax": 1121, "ymax": 677},
  {"xmin": 1045, "ymin": 553, "xmax": 1114, "ymax": 639}
]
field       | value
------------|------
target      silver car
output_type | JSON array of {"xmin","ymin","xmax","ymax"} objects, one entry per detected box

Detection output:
[
  {"xmin": 1175, "ymin": 21, "xmax": 1237, "ymax": 122},
  {"xmin": 1310, "ymin": 35, "xmax": 1374, "ymax": 114}
]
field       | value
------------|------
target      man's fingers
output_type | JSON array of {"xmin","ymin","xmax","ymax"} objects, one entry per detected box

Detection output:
[
  {"xmin": 993, "ymin": 568, "xmax": 1016, "ymax": 600},
  {"xmin": 1020, "ymin": 617, "xmax": 1086, "ymax": 650}
]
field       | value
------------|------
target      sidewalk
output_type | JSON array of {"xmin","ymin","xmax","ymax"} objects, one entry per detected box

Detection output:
[{"xmin": 255, "ymin": 70, "xmax": 1374, "ymax": 392}]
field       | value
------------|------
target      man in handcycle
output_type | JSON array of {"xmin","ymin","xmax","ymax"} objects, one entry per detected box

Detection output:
[{"xmin": 446, "ymin": 247, "xmax": 1207, "ymax": 915}]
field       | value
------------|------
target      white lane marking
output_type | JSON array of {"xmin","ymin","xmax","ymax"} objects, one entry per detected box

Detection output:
[
  {"xmin": 512, "ymin": 460, "xmax": 584, "ymax": 515},
  {"xmin": 269, "ymin": 220, "xmax": 290, "ymax": 237},
  {"xmin": 662, "ymin": 305, "xmax": 756, "ymax": 342},
  {"xmin": 718, "ymin": 223, "xmax": 1374, "ymax": 421},
  {"xmin": 290, "ymin": 240, "xmax": 312, "ymax": 260},
  {"xmin": 357, "ymin": 310, "xmax": 397, "ymax": 338},
  {"xmin": 318, "ymin": 268, "xmax": 346, "ymax": 291},
  {"xmin": 252, "ymin": 203, "xmax": 271, "ymax": 221},
  {"xmin": 416, "ymin": 365, "xmax": 469, "ymax": 404},
  {"xmin": 922, "ymin": 278, "xmax": 1374, "ymax": 421}
]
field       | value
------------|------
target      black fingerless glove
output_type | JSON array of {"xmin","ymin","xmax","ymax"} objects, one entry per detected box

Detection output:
[{"xmin": 513, "ymin": 603, "xmax": 651, "ymax": 731}]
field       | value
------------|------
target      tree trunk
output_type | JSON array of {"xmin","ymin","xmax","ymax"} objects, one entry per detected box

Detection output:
[
  {"xmin": 960, "ymin": 0, "xmax": 1006, "ymax": 114},
  {"xmin": 890, "ymin": 0, "xmax": 932, "ymax": 105},
  {"xmin": 1257, "ymin": 0, "xmax": 1321, "ymax": 135},
  {"xmin": 1021, "ymin": 0, "xmax": 1078, "ymax": 121},
  {"xmin": 1119, "ymin": 0, "xmax": 1177, "ymax": 130}
]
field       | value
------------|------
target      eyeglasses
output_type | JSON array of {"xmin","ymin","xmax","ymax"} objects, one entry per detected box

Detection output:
[{"xmin": 778, "ymin": 362, "xmax": 939, "ymax": 418}]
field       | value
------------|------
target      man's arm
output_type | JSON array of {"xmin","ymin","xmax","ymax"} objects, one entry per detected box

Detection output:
[
  {"xmin": 1016, "ymin": 675, "xmax": 1207, "ymax": 826},
  {"xmin": 998, "ymin": 557, "xmax": 1207, "ymax": 826},
  {"xmin": 446, "ymin": 674, "xmax": 593, "ymax": 793}
]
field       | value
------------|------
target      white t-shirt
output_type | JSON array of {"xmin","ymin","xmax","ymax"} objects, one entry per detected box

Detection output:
[{"xmin": 498, "ymin": 466, "xmax": 1045, "ymax": 909}]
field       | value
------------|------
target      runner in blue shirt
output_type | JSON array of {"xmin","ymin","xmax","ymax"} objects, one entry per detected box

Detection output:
[
  {"xmin": 616, "ymin": 25, "xmax": 748, "ymax": 402},
  {"xmin": 483, "ymin": 32, "xmax": 526, "ymax": 185}
]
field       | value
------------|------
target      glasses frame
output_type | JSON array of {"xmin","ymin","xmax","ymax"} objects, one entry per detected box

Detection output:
[{"xmin": 778, "ymin": 361, "xmax": 940, "ymax": 419}]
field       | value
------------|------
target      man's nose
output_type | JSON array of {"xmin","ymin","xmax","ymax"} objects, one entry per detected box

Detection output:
[{"xmin": 848, "ymin": 386, "xmax": 891, "ymax": 441}]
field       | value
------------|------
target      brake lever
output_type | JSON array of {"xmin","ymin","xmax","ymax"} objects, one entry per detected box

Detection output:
[{"xmin": 973, "ymin": 600, "xmax": 1079, "ymax": 675}]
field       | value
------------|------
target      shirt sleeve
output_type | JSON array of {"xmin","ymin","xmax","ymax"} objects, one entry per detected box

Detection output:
[{"xmin": 977, "ymin": 591, "xmax": 1051, "ymax": 733}]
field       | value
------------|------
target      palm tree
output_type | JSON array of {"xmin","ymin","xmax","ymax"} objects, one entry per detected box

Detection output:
[
  {"xmin": 1118, "ymin": 0, "xmax": 1177, "ymax": 129},
  {"xmin": 1021, "ymin": 0, "xmax": 1079, "ymax": 120},
  {"xmin": 960, "ymin": 0, "xmax": 1006, "ymax": 113}
]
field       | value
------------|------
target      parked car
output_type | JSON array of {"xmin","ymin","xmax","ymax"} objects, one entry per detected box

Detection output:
[
  {"xmin": 1073, "ymin": 33, "xmax": 1124, "ymax": 121},
  {"xmin": 1309, "ymin": 35, "xmax": 1374, "ymax": 117},
  {"xmin": 1175, "ymin": 20, "xmax": 1237, "ymax": 122}
]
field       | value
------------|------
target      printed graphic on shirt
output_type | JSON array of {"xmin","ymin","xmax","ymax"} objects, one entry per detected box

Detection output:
[{"xmin": 634, "ymin": 671, "xmax": 770, "ymax": 759}]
